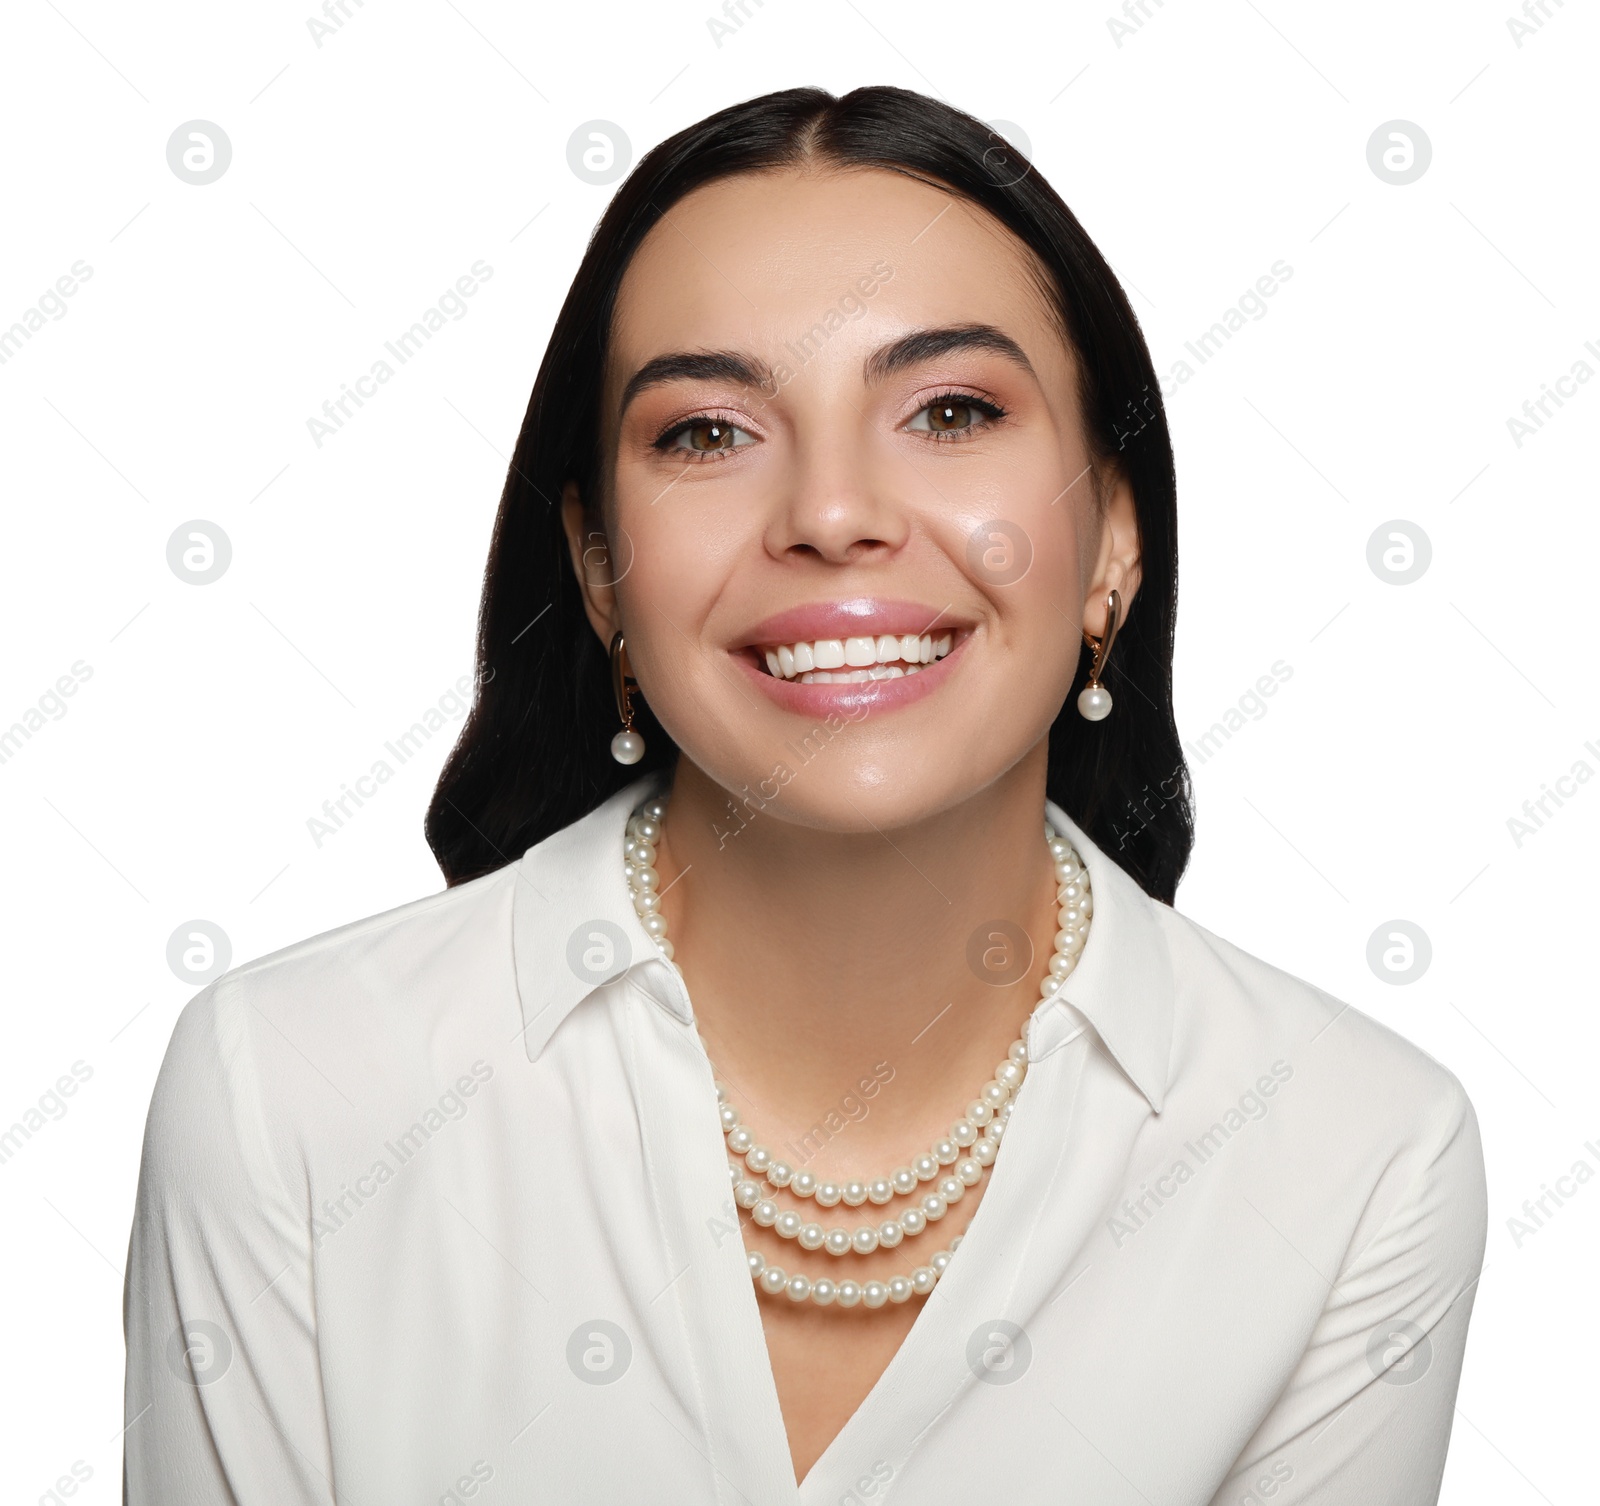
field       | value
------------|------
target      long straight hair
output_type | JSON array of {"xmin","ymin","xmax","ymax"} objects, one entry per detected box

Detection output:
[{"xmin": 425, "ymin": 86, "xmax": 1193, "ymax": 901}]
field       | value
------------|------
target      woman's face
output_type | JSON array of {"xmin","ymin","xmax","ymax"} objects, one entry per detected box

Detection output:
[{"xmin": 564, "ymin": 165, "xmax": 1142, "ymax": 832}]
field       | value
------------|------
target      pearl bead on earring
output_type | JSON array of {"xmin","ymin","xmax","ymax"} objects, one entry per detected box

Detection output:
[{"xmin": 1077, "ymin": 588, "xmax": 1121, "ymax": 723}]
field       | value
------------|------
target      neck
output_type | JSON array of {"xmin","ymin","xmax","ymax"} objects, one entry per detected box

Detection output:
[{"xmin": 650, "ymin": 746, "xmax": 1062, "ymax": 1178}]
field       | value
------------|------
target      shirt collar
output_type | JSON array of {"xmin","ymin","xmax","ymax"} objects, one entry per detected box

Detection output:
[{"xmin": 510, "ymin": 776, "xmax": 1174, "ymax": 1115}]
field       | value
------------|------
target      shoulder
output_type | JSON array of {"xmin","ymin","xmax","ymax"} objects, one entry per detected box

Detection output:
[
  {"xmin": 142, "ymin": 864, "xmax": 520, "ymax": 1185},
  {"xmin": 1152, "ymin": 902, "xmax": 1485, "ymax": 1237}
]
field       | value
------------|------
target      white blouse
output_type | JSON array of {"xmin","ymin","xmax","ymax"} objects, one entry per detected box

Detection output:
[{"xmin": 123, "ymin": 771, "xmax": 1487, "ymax": 1504}]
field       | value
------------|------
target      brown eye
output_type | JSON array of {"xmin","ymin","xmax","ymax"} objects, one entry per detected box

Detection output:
[
  {"xmin": 688, "ymin": 420, "xmax": 732, "ymax": 451},
  {"xmin": 658, "ymin": 417, "xmax": 755, "ymax": 456},
  {"xmin": 906, "ymin": 393, "xmax": 1006, "ymax": 436},
  {"xmin": 928, "ymin": 401, "xmax": 975, "ymax": 431}
]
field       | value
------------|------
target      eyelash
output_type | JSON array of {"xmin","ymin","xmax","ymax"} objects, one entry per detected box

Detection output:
[{"xmin": 649, "ymin": 391, "xmax": 1010, "ymax": 462}]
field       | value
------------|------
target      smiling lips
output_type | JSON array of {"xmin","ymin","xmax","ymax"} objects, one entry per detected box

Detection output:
[
  {"xmin": 734, "ymin": 600, "xmax": 970, "ymax": 705},
  {"xmin": 760, "ymin": 632, "xmax": 954, "ymax": 683}
]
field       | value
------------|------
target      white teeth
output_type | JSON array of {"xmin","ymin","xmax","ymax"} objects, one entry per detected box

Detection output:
[{"xmin": 762, "ymin": 630, "xmax": 958, "ymax": 681}]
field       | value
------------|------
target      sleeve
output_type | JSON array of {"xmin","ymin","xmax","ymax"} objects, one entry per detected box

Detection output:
[
  {"xmin": 1205, "ymin": 1075, "xmax": 1489, "ymax": 1505},
  {"xmin": 122, "ymin": 973, "xmax": 337, "ymax": 1504}
]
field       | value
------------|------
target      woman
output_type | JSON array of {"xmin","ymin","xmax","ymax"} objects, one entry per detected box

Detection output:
[{"xmin": 123, "ymin": 87, "xmax": 1487, "ymax": 1504}]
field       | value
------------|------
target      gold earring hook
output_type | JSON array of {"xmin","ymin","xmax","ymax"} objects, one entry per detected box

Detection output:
[
  {"xmin": 610, "ymin": 630, "xmax": 637, "ymax": 730},
  {"xmin": 1081, "ymin": 589, "xmax": 1122, "ymax": 687}
]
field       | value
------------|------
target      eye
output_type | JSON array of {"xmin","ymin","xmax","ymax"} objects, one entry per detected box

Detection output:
[
  {"xmin": 654, "ymin": 414, "xmax": 757, "ymax": 459},
  {"xmin": 904, "ymin": 392, "xmax": 1007, "ymax": 439}
]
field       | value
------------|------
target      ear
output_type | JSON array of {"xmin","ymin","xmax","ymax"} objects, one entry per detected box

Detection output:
[
  {"xmin": 560, "ymin": 480, "xmax": 621, "ymax": 645},
  {"xmin": 1083, "ymin": 466, "xmax": 1142, "ymax": 637}
]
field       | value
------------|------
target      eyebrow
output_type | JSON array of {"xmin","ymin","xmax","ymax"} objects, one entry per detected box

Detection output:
[{"xmin": 616, "ymin": 323, "xmax": 1035, "ymax": 419}]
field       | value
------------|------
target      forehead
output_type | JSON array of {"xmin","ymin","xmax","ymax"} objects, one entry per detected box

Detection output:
[{"xmin": 608, "ymin": 166, "xmax": 1063, "ymax": 382}]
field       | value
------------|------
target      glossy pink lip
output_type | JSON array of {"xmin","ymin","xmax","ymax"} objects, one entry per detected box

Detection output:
[
  {"xmin": 732, "ymin": 626, "xmax": 974, "ymax": 716},
  {"xmin": 737, "ymin": 598, "xmax": 967, "ymax": 649}
]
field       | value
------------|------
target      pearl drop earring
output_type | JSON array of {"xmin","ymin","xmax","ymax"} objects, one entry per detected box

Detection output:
[
  {"xmin": 1076, "ymin": 588, "xmax": 1122, "ymax": 722},
  {"xmin": 609, "ymin": 630, "xmax": 645, "ymax": 765}
]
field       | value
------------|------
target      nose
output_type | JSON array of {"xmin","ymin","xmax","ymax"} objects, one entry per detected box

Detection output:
[{"xmin": 763, "ymin": 412, "xmax": 912, "ymax": 566}]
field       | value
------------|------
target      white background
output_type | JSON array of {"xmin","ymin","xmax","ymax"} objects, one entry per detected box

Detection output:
[{"xmin": 2, "ymin": 0, "xmax": 1596, "ymax": 1500}]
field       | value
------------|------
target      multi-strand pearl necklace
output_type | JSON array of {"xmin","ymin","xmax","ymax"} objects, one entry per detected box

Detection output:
[{"xmin": 622, "ymin": 794, "xmax": 1094, "ymax": 1311}]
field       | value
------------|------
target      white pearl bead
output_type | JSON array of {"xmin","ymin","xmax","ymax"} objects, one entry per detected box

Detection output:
[
  {"xmin": 714, "ymin": 1080, "xmax": 730, "ymax": 1101},
  {"xmin": 810, "ymin": 1279, "xmax": 837, "ymax": 1306},
  {"xmin": 900, "ymin": 1208, "xmax": 927, "ymax": 1237},
  {"xmin": 913, "ymin": 1154, "xmax": 939, "ymax": 1182},
  {"xmin": 766, "ymin": 1161, "xmax": 793, "ymax": 1187},
  {"xmin": 956, "ymin": 1158, "xmax": 982, "ymax": 1186},
  {"xmin": 719, "ymin": 1103, "xmax": 739, "ymax": 1130},
  {"xmin": 931, "ymin": 1250, "xmax": 951, "ymax": 1274},
  {"xmin": 759, "ymin": 1266, "xmax": 787, "ymax": 1295},
  {"xmin": 785, "ymin": 1274, "xmax": 812, "ymax": 1302},
  {"xmin": 727, "ymin": 1127, "xmax": 753, "ymax": 1154},
  {"xmin": 633, "ymin": 891, "xmax": 661, "ymax": 915},
  {"xmin": 912, "ymin": 1266, "xmax": 937, "ymax": 1295},
  {"xmin": 799, "ymin": 1222, "xmax": 825, "ymax": 1250},
  {"xmin": 950, "ymin": 1233, "xmax": 965, "ymax": 1251},
  {"xmin": 862, "ymin": 1281, "xmax": 889, "ymax": 1309},
  {"xmin": 790, "ymin": 1172, "xmax": 817, "ymax": 1198},
  {"xmin": 745, "ymin": 1146, "xmax": 771, "ymax": 1173},
  {"xmin": 815, "ymin": 1183, "xmax": 842, "ymax": 1208},
  {"xmin": 1008, "ymin": 1041, "xmax": 1029, "ymax": 1065},
  {"xmin": 752, "ymin": 1200, "xmax": 778, "ymax": 1226},
  {"xmin": 748, "ymin": 1250, "xmax": 765, "ymax": 1275},
  {"xmin": 1078, "ymin": 684, "xmax": 1112, "ymax": 720},
  {"xmin": 775, "ymin": 1210, "xmax": 802, "ymax": 1240},
  {"xmin": 734, "ymin": 1181, "xmax": 761, "ymax": 1209},
  {"xmin": 972, "ymin": 1137, "xmax": 996, "ymax": 1166},
  {"xmin": 643, "ymin": 800, "xmax": 667, "ymax": 819},
  {"xmin": 836, "ymin": 1281, "xmax": 862, "ymax": 1308},
  {"xmin": 842, "ymin": 1181, "xmax": 868, "ymax": 1206},
  {"xmin": 951, "ymin": 1119, "xmax": 977, "ymax": 1147},
  {"xmin": 887, "ymin": 1276, "xmax": 913, "ymax": 1304},
  {"xmin": 634, "ymin": 865, "xmax": 660, "ymax": 890},
  {"xmin": 868, "ymin": 1178, "xmax": 894, "ymax": 1205},
  {"xmin": 994, "ymin": 1061, "xmax": 1022, "ymax": 1090},
  {"xmin": 631, "ymin": 841, "xmax": 657, "ymax": 867},
  {"xmin": 891, "ymin": 1167, "xmax": 918, "ymax": 1196},
  {"xmin": 824, "ymin": 1228, "xmax": 853, "ymax": 1257},
  {"xmin": 934, "ymin": 1139, "xmax": 959, "ymax": 1165},
  {"xmin": 851, "ymin": 1226, "xmax": 879, "ymax": 1255},
  {"xmin": 634, "ymin": 818, "xmax": 661, "ymax": 842},
  {"xmin": 877, "ymin": 1220, "xmax": 903, "ymax": 1248},
  {"xmin": 980, "ymin": 1081, "xmax": 1009, "ymax": 1109},
  {"xmin": 611, "ymin": 730, "xmax": 645, "ymax": 764},
  {"xmin": 922, "ymin": 1193, "xmax": 948, "ymax": 1220},
  {"xmin": 938, "ymin": 1176, "xmax": 964, "ymax": 1203},
  {"xmin": 967, "ymin": 1101, "xmax": 993, "ymax": 1126},
  {"xmin": 642, "ymin": 913, "xmax": 668, "ymax": 938}
]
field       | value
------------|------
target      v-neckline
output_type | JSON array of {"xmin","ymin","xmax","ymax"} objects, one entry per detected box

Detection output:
[{"xmin": 790, "ymin": 1018, "xmax": 1089, "ymax": 1495}]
